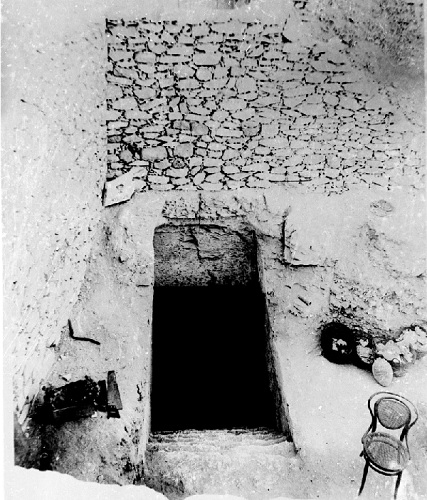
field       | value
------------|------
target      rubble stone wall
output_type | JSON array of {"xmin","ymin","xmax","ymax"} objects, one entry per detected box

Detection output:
[{"xmin": 106, "ymin": 16, "xmax": 424, "ymax": 196}]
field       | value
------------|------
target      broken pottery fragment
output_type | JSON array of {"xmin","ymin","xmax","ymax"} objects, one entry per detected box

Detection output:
[{"xmin": 372, "ymin": 357, "xmax": 393, "ymax": 387}]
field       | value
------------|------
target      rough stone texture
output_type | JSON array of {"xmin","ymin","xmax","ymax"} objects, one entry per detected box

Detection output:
[
  {"xmin": 154, "ymin": 223, "xmax": 257, "ymax": 286},
  {"xmin": 6, "ymin": 1, "xmax": 426, "ymax": 499},
  {"xmin": 106, "ymin": 16, "xmax": 424, "ymax": 194},
  {"xmin": 144, "ymin": 429, "xmax": 302, "ymax": 499},
  {"xmin": 25, "ymin": 187, "xmax": 426, "ymax": 498},
  {"xmin": 3, "ymin": 17, "xmax": 106, "ymax": 426}
]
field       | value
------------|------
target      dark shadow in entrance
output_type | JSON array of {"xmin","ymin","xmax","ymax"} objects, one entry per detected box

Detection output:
[{"xmin": 151, "ymin": 285, "xmax": 277, "ymax": 432}]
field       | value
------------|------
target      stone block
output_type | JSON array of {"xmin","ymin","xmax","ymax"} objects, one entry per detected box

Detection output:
[
  {"xmin": 236, "ymin": 76, "xmax": 257, "ymax": 93},
  {"xmin": 205, "ymin": 173, "xmax": 224, "ymax": 183},
  {"xmin": 174, "ymin": 65, "xmax": 195, "ymax": 78},
  {"xmin": 261, "ymin": 123, "xmax": 279, "ymax": 138},
  {"xmin": 175, "ymin": 143, "xmax": 194, "ymax": 158},
  {"xmin": 222, "ymin": 99, "xmax": 246, "ymax": 111},
  {"xmin": 141, "ymin": 146, "xmax": 168, "ymax": 161},
  {"xmin": 193, "ymin": 53, "xmax": 222, "ymax": 66},
  {"xmin": 204, "ymin": 158, "xmax": 223, "ymax": 167},
  {"xmin": 134, "ymin": 87, "xmax": 156, "ymax": 99},
  {"xmin": 193, "ymin": 172, "xmax": 206, "ymax": 185},
  {"xmin": 242, "ymin": 162, "xmax": 269, "ymax": 172},
  {"xmin": 106, "ymin": 109, "xmax": 123, "ymax": 121},
  {"xmin": 297, "ymin": 103, "xmax": 326, "ymax": 116},
  {"xmin": 147, "ymin": 175, "xmax": 169, "ymax": 184},
  {"xmin": 223, "ymin": 149, "xmax": 239, "ymax": 160},
  {"xmin": 109, "ymin": 49, "xmax": 132, "ymax": 62},
  {"xmin": 196, "ymin": 68, "xmax": 212, "ymax": 81},
  {"xmin": 260, "ymin": 137, "xmax": 289, "ymax": 149},
  {"xmin": 232, "ymin": 108, "xmax": 256, "ymax": 121},
  {"xmin": 166, "ymin": 168, "xmax": 189, "ymax": 178},
  {"xmin": 104, "ymin": 171, "xmax": 136, "ymax": 206},
  {"xmin": 191, "ymin": 123, "xmax": 209, "ymax": 135},
  {"xmin": 223, "ymin": 165, "xmax": 240, "ymax": 174},
  {"xmin": 192, "ymin": 24, "xmax": 210, "ymax": 37},
  {"xmin": 215, "ymin": 127, "xmax": 242, "ymax": 138},
  {"xmin": 112, "ymin": 97, "xmax": 138, "ymax": 110},
  {"xmin": 148, "ymin": 42, "xmax": 167, "ymax": 55},
  {"xmin": 201, "ymin": 182, "xmax": 223, "ymax": 190},
  {"xmin": 305, "ymin": 72, "xmax": 326, "ymax": 84},
  {"xmin": 135, "ymin": 51, "xmax": 156, "ymax": 63}
]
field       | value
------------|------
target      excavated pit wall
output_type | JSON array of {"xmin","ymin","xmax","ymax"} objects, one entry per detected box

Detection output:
[
  {"xmin": 3, "ymin": 20, "xmax": 107, "ymax": 431},
  {"xmin": 32, "ymin": 186, "xmax": 426, "ymax": 490},
  {"xmin": 7, "ymin": 0, "xmax": 425, "ymax": 495}
]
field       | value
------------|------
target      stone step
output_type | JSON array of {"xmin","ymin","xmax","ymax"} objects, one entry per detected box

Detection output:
[
  {"xmin": 144, "ymin": 429, "xmax": 303, "ymax": 499},
  {"xmin": 148, "ymin": 428, "xmax": 290, "ymax": 452}
]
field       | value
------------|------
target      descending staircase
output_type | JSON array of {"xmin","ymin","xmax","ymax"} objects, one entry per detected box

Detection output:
[{"xmin": 143, "ymin": 428, "xmax": 305, "ymax": 500}]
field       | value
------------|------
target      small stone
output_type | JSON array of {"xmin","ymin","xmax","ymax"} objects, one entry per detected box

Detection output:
[
  {"xmin": 166, "ymin": 168, "xmax": 189, "ymax": 178},
  {"xmin": 223, "ymin": 150, "xmax": 239, "ymax": 160},
  {"xmin": 175, "ymin": 143, "xmax": 194, "ymax": 158},
  {"xmin": 106, "ymin": 109, "xmax": 122, "ymax": 121},
  {"xmin": 204, "ymin": 158, "xmax": 223, "ymax": 167},
  {"xmin": 193, "ymin": 173, "xmax": 206, "ymax": 185},
  {"xmin": 297, "ymin": 103, "xmax": 326, "ymax": 116},
  {"xmin": 135, "ymin": 51, "xmax": 156, "ymax": 63},
  {"xmin": 193, "ymin": 53, "xmax": 221, "ymax": 66},
  {"xmin": 261, "ymin": 123, "xmax": 279, "ymax": 138},
  {"xmin": 372, "ymin": 358, "xmax": 394, "ymax": 387},
  {"xmin": 191, "ymin": 123, "xmax": 209, "ymax": 135},
  {"xmin": 141, "ymin": 147, "xmax": 167, "ymax": 161},
  {"xmin": 174, "ymin": 65, "xmax": 195, "ymax": 78},
  {"xmin": 196, "ymin": 68, "xmax": 212, "ymax": 81},
  {"xmin": 201, "ymin": 182, "xmax": 223, "ymax": 190},
  {"xmin": 242, "ymin": 121, "xmax": 260, "ymax": 137},
  {"xmin": 134, "ymin": 87, "xmax": 156, "ymax": 99},
  {"xmin": 215, "ymin": 128, "xmax": 242, "ymax": 138},
  {"xmin": 192, "ymin": 24, "xmax": 210, "ymax": 37},
  {"xmin": 232, "ymin": 108, "xmax": 255, "ymax": 120},
  {"xmin": 205, "ymin": 173, "xmax": 223, "ymax": 183},
  {"xmin": 112, "ymin": 97, "xmax": 138, "ymax": 110},
  {"xmin": 148, "ymin": 43, "xmax": 167, "ymax": 55},
  {"xmin": 147, "ymin": 175, "xmax": 169, "ymax": 184},
  {"xmin": 103, "ymin": 171, "xmax": 136, "ymax": 206},
  {"xmin": 310, "ymin": 58, "xmax": 337, "ymax": 72},
  {"xmin": 236, "ymin": 76, "xmax": 257, "ymax": 93},
  {"xmin": 260, "ymin": 138, "xmax": 289, "ymax": 148}
]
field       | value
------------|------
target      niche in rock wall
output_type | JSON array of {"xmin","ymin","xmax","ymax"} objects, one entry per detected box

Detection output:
[{"xmin": 151, "ymin": 221, "xmax": 282, "ymax": 432}]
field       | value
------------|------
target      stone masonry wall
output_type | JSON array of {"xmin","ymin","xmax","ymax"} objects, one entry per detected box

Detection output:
[
  {"xmin": 3, "ymin": 20, "xmax": 107, "ymax": 425},
  {"xmin": 105, "ymin": 15, "xmax": 424, "ymax": 197}
]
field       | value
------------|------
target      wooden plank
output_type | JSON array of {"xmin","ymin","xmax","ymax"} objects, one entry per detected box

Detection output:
[{"xmin": 107, "ymin": 371, "xmax": 123, "ymax": 410}]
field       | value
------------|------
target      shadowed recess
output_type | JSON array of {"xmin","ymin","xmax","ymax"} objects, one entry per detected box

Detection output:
[{"xmin": 151, "ymin": 285, "xmax": 277, "ymax": 431}]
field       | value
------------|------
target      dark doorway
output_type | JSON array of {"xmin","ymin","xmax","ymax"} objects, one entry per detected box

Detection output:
[{"xmin": 150, "ymin": 284, "xmax": 277, "ymax": 431}]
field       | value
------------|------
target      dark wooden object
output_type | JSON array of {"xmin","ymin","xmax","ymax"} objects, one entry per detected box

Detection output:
[
  {"xmin": 43, "ymin": 377, "xmax": 100, "ymax": 423},
  {"xmin": 107, "ymin": 370, "xmax": 123, "ymax": 418}
]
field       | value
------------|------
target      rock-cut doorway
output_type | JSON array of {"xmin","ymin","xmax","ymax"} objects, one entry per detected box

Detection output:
[{"xmin": 150, "ymin": 222, "xmax": 280, "ymax": 433}]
